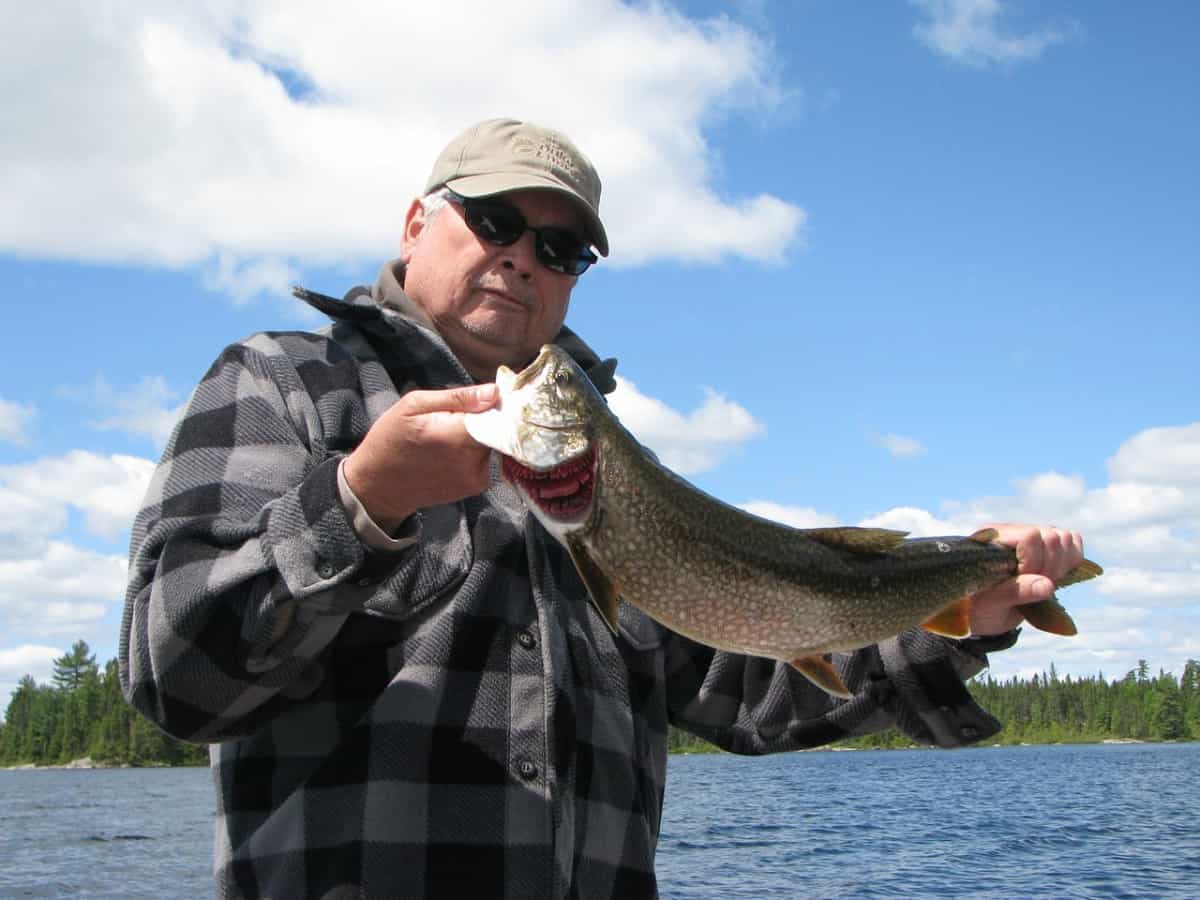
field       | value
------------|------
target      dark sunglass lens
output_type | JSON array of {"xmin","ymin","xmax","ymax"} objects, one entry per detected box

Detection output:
[
  {"xmin": 464, "ymin": 200, "xmax": 525, "ymax": 245},
  {"xmin": 536, "ymin": 228, "xmax": 592, "ymax": 275}
]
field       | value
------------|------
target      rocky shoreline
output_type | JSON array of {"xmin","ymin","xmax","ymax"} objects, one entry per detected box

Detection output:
[{"xmin": 3, "ymin": 756, "xmax": 130, "ymax": 770}]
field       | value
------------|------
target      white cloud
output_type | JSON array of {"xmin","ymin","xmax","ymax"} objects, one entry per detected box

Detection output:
[
  {"xmin": 609, "ymin": 375, "xmax": 766, "ymax": 475},
  {"xmin": 1, "ymin": 1, "xmax": 805, "ymax": 289},
  {"xmin": 981, "ymin": 603, "xmax": 1162, "ymax": 681},
  {"xmin": 1107, "ymin": 422, "xmax": 1200, "ymax": 485},
  {"xmin": 202, "ymin": 252, "xmax": 302, "ymax": 306},
  {"xmin": 911, "ymin": 0, "xmax": 1074, "ymax": 69},
  {"xmin": 0, "ymin": 645, "xmax": 62, "ymax": 687},
  {"xmin": 859, "ymin": 505, "xmax": 968, "ymax": 536},
  {"xmin": 0, "ymin": 450, "xmax": 156, "ymax": 542},
  {"xmin": 0, "ymin": 398, "xmax": 36, "ymax": 446},
  {"xmin": 738, "ymin": 501, "xmax": 839, "ymax": 529},
  {"xmin": 61, "ymin": 376, "xmax": 185, "ymax": 449},
  {"xmin": 0, "ymin": 644, "xmax": 64, "ymax": 714},
  {"xmin": 1094, "ymin": 567, "xmax": 1200, "ymax": 606},
  {"xmin": 0, "ymin": 541, "xmax": 122, "ymax": 637},
  {"xmin": 869, "ymin": 431, "xmax": 927, "ymax": 459}
]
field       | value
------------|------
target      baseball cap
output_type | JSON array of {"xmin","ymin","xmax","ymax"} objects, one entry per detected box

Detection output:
[{"xmin": 424, "ymin": 118, "xmax": 609, "ymax": 257}]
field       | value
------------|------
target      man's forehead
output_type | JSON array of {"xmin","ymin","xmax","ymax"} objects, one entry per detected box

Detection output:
[{"xmin": 495, "ymin": 189, "xmax": 585, "ymax": 228}]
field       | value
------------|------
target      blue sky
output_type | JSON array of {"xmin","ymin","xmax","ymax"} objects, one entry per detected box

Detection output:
[{"xmin": 2, "ymin": 0, "xmax": 1197, "ymax": 707}]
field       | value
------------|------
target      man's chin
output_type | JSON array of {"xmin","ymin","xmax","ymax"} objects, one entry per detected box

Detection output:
[{"xmin": 448, "ymin": 321, "xmax": 542, "ymax": 381}]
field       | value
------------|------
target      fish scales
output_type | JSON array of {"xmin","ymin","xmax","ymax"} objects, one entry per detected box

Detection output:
[
  {"xmin": 583, "ymin": 419, "xmax": 1017, "ymax": 659},
  {"xmin": 464, "ymin": 345, "xmax": 1102, "ymax": 697}
]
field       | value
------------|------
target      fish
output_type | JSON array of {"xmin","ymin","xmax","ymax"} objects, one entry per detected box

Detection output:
[{"xmin": 464, "ymin": 344, "xmax": 1103, "ymax": 698}]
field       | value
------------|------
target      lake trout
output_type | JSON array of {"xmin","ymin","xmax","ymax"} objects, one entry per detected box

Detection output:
[{"xmin": 464, "ymin": 345, "xmax": 1103, "ymax": 698}]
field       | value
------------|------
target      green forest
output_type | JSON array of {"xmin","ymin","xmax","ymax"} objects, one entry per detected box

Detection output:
[
  {"xmin": 0, "ymin": 641, "xmax": 207, "ymax": 767},
  {"xmin": 2, "ymin": 641, "xmax": 1198, "ymax": 766}
]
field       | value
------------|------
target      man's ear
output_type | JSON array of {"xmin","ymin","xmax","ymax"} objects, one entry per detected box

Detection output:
[{"xmin": 399, "ymin": 197, "xmax": 427, "ymax": 263}]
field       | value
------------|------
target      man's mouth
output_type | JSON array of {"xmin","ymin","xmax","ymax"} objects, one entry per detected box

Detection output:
[
  {"xmin": 478, "ymin": 285, "xmax": 533, "ymax": 312},
  {"xmin": 502, "ymin": 447, "xmax": 596, "ymax": 521}
]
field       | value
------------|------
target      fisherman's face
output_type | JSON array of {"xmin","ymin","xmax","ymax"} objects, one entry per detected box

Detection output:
[{"xmin": 401, "ymin": 189, "xmax": 581, "ymax": 382}]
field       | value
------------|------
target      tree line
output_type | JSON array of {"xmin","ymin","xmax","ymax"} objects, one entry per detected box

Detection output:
[
  {"xmin": 0, "ymin": 640, "xmax": 206, "ymax": 767},
  {"xmin": 4, "ymin": 642, "xmax": 1198, "ymax": 765},
  {"xmin": 669, "ymin": 658, "xmax": 1200, "ymax": 752}
]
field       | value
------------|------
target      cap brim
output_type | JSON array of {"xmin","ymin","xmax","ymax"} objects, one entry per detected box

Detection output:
[{"xmin": 444, "ymin": 172, "xmax": 609, "ymax": 257}]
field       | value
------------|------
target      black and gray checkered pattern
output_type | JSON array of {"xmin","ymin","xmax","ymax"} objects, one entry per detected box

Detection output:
[{"xmin": 120, "ymin": 275, "xmax": 1009, "ymax": 899}]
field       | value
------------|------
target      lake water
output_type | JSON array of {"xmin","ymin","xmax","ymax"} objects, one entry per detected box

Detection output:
[{"xmin": 0, "ymin": 743, "xmax": 1196, "ymax": 898}]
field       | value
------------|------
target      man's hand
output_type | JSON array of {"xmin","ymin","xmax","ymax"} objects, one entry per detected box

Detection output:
[
  {"xmin": 968, "ymin": 523, "xmax": 1087, "ymax": 636},
  {"xmin": 342, "ymin": 383, "xmax": 499, "ymax": 533}
]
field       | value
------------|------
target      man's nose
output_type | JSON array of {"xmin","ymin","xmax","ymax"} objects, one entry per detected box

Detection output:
[{"xmin": 499, "ymin": 231, "xmax": 538, "ymax": 279}]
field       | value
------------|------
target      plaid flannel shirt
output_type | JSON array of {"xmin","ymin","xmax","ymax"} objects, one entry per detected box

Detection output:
[{"xmin": 120, "ymin": 273, "xmax": 1014, "ymax": 899}]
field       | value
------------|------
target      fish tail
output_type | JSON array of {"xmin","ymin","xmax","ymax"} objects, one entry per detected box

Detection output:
[
  {"xmin": 1020, "ymin": 595, "xmax": 1078, "ymax": 636},
  {"xmin": 1055, "ymin": 558, "xmax": 1104, "ymax": 588}
]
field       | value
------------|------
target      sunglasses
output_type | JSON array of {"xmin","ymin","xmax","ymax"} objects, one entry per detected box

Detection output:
[{"xmin": 445, "ymin": 191, "xmax": 598, "ymax": 276}]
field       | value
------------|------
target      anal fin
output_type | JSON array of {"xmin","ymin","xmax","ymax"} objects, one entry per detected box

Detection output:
[
  {"xmin": 566, "ymin": 534, "xmax": 620, "ymax": 633},
  {"xmin": 921, "ymin": 596, "xmax": 972, "ymax": 638},
  {"xmin": 790, "ymin": 655, "xmax": 852, "ymax": 699}
]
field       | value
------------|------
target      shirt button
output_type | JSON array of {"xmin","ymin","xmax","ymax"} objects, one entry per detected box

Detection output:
[
  {"xmin": 960, "ymin": 725, "xmax": 980, "ymax": 740},
  {"xmin": 516, "ymin": 629, "xmax": 536, "ymax": 649},
  {"xmin": 316, "ymin": 562, "xmax": 335, "ymax": 578},
  {"xmin": 356, "ymin": 577, "xmax": 372, "ymax": 587},
  {"xmin": 517, "ymin": 760, "xmax": 538, "ymax": 781}
]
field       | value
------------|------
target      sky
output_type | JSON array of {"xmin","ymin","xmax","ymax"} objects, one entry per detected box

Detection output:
[{"xmin": 1, "ymin": 0, "xmax": 1197, "ymax": 711}]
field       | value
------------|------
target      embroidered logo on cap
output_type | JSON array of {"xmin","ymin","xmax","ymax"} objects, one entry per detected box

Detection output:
[{"xmin": 511, "ymin": 135, "xmax": 581, "ymax": 182}]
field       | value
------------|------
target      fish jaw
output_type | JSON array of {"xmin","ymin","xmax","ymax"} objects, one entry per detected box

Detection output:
[
  {"xmin": 464, "ymin": 346, "xmax": 594, "ymax": 470},
  {"xmin": 501, "ymin": 444, "xmax": 598, "ymax": 542},
  {"xmin": 464, "ymin": 344, "xmax": 608, "ymax": 542}
]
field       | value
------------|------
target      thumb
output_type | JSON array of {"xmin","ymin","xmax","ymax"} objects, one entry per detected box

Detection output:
[
  {"xmin": 398, "ymin": 383, "xmax": 499, "ymax": 416},
  {"xmin": 1013, "ymin": 574, "xmax": 1056, "ymax": 606}
]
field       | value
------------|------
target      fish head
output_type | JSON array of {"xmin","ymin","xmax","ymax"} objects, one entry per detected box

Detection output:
[{"xmin": 464, "ymin": 344, "xmax": 605, "ymax": 536}]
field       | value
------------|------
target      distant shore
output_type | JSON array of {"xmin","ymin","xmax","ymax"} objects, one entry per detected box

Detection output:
[
  {"xmin": 1, "ymin": 756, "xmax": 201, "ymax": 771},
  {"xmin": 5, "ymin": 738, "xmax": 1194, "ymax": 769}
]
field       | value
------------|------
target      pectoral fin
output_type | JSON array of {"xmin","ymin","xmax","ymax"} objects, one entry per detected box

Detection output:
[
  {"xmin": 799, "ymin": 527, "xmax": 909, "ymax": 554},
  {"xmin": 1020, "ymin": 596, "xmax": 1078, "ymax": 636},
  {"xmin": 920, "ymin": 596, "xmax": 972, "ymax": 638},
  {"xmin": 566, "ymin": 535, "xmax": 620, "ymax": 633},
  {"xmin": 790, "ymin": 655, "xmax": 853, "ymax": 699}
]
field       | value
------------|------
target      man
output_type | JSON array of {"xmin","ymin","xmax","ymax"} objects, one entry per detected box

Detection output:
[{"xmin": 120, "ymin": 118, "xmax": 1086, "ymax": 899}]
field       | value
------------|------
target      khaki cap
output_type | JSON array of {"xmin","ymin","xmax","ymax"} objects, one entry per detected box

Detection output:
[{"xmin": 424, "ymin": 118, "xmax": 609, "ymax": 257}]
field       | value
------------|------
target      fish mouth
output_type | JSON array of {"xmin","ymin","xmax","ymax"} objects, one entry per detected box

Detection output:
[{"xmin": 502, "ymin": 445, "xmax": 596, "ymax": 523}]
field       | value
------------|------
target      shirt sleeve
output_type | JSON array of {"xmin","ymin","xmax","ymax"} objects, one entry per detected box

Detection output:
[
  {"xmin": 662, "ymin": 625, "xmax": 1018, "ymax": 752},
  {"xmin": 119, "ymin": 335, "xmax": 412, "ymax": 743}
]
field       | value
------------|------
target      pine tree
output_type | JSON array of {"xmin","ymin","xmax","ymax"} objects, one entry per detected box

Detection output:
[{"xmin": 51, "ymin": 640, "xmax": 98, "ymax": 692}]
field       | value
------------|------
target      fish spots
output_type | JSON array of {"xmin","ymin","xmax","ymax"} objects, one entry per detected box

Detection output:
[{"xmin": 936, "ymin": 541, "xmax": 951, "ymax": 553}]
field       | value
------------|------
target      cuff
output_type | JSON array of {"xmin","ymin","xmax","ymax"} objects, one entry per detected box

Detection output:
[
  {"xmin": 337, "ymin": 458, "xmax": 421, "ymax": 552},
  {"xmin": 878, "ymin": 629, "xmax": 1004, "ymax": 748}
]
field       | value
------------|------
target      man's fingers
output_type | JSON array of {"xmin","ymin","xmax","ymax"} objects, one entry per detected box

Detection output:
[
  {"xmin": 968, "ymin": 574, "xmax": 1056, "ymax": 636},
  {"xmin": 397, "ymin": 383, "xmax": 499, "ymax": 416},
  {"xmin": 974, "ymin": 573, "xmax": 1054, "ymax": 612},
  {"xmin": 984, "ymin": 523, "xmax": 1087, "ymax": 582}
]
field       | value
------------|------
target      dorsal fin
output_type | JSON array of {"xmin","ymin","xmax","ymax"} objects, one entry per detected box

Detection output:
[
  {"xmin": 798, "ymin": 527, "xmax": 909, "ymax": 554},
  {"xmin": 921, "ymin": 596, "xmax": 972, "ymax": 638}
]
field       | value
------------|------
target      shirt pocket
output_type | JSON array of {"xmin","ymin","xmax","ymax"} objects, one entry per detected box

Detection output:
[{"xmin": 359, "ymin": 501, "xmax": 472, "ymax": 620}]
